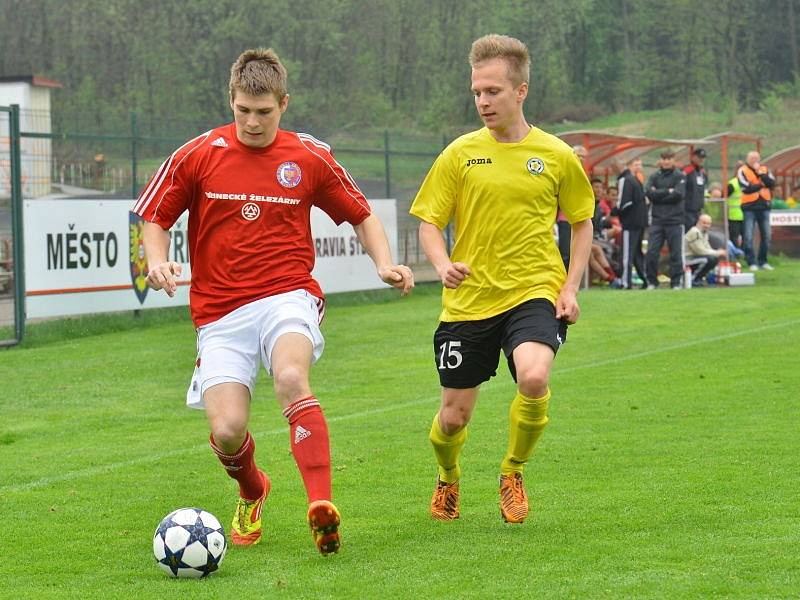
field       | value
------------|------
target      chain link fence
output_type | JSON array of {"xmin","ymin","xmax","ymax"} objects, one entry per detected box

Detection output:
[
  {"xmin": 0, "ymin": 105, "xmax": 23, "ymax": 342},
  {"xmin": 9, "ymin": 109, "xmax": 446, "ymax": 272}
]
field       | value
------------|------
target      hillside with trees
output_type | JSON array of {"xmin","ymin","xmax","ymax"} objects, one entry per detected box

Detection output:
[{"xmin": 2, "ymin": 0, "xmax": 799, "ymax": 137}]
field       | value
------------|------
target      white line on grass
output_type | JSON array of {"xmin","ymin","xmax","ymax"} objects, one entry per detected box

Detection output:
[
  {"xmin": 0, "ymin": 397, "xmax": 435, "ymax": 494},
  {"xmin": 555, "ymin": 317, "xmax": 800, "ymax": 374},
  {"xmin": 3, "ymin": 317, "xmax": 797, "ymax": 494}
]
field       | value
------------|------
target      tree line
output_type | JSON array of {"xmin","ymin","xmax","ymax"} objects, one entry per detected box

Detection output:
[{"xmin": 1, "ymin": 0, "xmax": 798, "ymax": 137}]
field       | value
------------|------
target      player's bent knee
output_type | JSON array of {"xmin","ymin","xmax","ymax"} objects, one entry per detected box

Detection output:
[
  {"xmin": 273, "ymin": 365, "xmax": 310, "ymax": 398},
  {"xmin": 210, "ymin": 424, "xmax": 247, "ymax": 452},
  {"xmin": 439, "ymin": 409, "xmax": 471, "ymax": 433},
  {"xmin": 516, "ymin": 368, "xmax": 549, "ymax": 398}
]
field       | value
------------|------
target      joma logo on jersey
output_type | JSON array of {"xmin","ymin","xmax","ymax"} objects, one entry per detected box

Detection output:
[{"xmin": 465, "ymin": 157, "xmax": 493, "ymax": 167}]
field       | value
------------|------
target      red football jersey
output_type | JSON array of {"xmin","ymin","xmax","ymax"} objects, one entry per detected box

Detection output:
[{"xmin": 132, "ymin": 124, "xmax": 371, "ymax": 326}]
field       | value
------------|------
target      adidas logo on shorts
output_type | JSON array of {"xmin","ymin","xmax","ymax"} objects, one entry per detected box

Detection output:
[{"xmin": 294, "ymin": 425, "xmax": 312, "ymax": 444}]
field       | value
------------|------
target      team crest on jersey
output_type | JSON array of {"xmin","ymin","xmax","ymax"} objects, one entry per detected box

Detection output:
[
  {"xmin": 277, "ymin": 161, "xmax": 302, "ymax": 188},
  {"xmin": 526, "ymin": 157, "xmax": 545, "ymax": 175},
  {"xmin": 241, "ymin": 202, "xmax": 260, "ymax": 220},
  {"xmin": 128, "ymin": 212, "xmax": 148, "ymax": 304}
]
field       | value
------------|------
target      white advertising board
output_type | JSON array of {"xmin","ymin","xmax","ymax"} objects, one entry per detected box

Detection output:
[
  {"xmin": 770, "ymin": 211, "xmax": 800, "ymax": 226},
  {"xmin": 23, "ymin": 199, "xmax": 397, "ymax": 319}
]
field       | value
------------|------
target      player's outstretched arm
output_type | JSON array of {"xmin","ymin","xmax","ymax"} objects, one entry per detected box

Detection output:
[
  {"xmin": 353, "ymin": 214, "xmax": 414, "ymax": 295},
  {"xmin": 143, "ymin": 221, "xmax": 182, "ymax": 298},
  {"xmin": 556, "ymin": 218, "xmax": 592, "ymax": 324},
  {"xmin": 418, "ymin": 221, "xmax": 470, "ymax": 289}
]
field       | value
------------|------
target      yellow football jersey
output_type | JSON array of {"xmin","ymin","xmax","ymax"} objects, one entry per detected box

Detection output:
[{"xmin": 410, "ymin": 126, "xmax": 594, "ymax": 322}]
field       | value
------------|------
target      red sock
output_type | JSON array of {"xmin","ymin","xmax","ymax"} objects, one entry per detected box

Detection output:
[
  {"xmin": 604, "ymin": 266, "xmax": 616, "ymax": 281},
  {"xmin": 283, "ymin": 396, "xmax": 331, "ymax": 503},
  {"xmin": 209, "ymin": 431, "xmax": 266, "ymax": 501}
]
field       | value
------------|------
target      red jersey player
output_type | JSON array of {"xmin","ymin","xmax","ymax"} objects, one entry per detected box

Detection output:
[{"xmin": 133, "ymin": 48, "xmax": 414, "ymax": 555}]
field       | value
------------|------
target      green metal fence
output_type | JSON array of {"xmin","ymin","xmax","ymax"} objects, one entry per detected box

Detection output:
[
  {"xmin": 13, "ymin": 109, "xmax": 447, "ymax": 265},
  {"xmin": 0, "ymin": 110, "xmax": 447, "ymax": 343},
  {"xmin": 0, "ymin": 105, "xmax": 25, "ymax": 346}
]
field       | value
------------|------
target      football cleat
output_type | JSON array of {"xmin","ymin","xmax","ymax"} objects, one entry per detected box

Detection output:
[
  {"xmin": 499, "ymin": 473, "xmax": 528, "ymax": 524},
  {"xmin": 230, "ymin": 470, "xmax": 271, "ymax": 546},
  {"xmin": 307, "ymin": 500, "xmax": 341, "ymax": 555},
  {"xmin": 430, "ymin": 478, "xmax": 460, "ymax": 521}
]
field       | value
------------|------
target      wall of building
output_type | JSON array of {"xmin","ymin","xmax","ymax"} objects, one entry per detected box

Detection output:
[{"xmin": 0, "ymin": 81, "xmax": 54, "ymax": 198}]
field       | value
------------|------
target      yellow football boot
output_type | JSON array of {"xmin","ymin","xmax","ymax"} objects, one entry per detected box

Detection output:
[{"xmin": 230, "ymin": 470, "xmax": 270, "ymax": 546}]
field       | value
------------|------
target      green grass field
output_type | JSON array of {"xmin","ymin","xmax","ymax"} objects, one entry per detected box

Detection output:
[{"xmin": 1, "ymin": 261, "xmax": 799, "ymax": 598}]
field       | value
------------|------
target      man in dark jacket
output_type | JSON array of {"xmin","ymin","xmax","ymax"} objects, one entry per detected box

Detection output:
[
  {"xmin": 615, "ymin": 157, "xmax": 648, "ymax": 289},
  {"xmin": 683, "ymin": 148, "xmax": 708, "ymax": 231},
  {"xmin": 644, "ymin": 150, "xmax": 687, "ymax": 289}
]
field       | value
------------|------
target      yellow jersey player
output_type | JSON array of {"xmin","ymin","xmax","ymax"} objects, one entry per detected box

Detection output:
[{"xmin": 410, "ymin": 34, "xmax": 594, "ymax": 523}]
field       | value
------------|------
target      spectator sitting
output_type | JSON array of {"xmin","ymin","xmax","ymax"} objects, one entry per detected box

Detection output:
[
  {"xmin": 727, "ymin": 239, "xmax": 745, "ymax": 259},
  {"xmin": 589, "ymin": 178, "xmax": 622, "ymax": 288},
  {"xmin": 599, "ymin": 186, "xmax": 615, "ymax": 216},
  {"xmin": 786, "ymin": 184, "xmax": 799, "ymax": 209},
  {"xmin": 557, "ymin": 144, "xmax": 590, "ymax": 268},
  {"xmin": 706, "ymin": 181, "xmax": 742, "ymax": 259},
  {"xmin": 707, "ymin": 182, "xmax": 722, "ymax": 199},
  {"xmin": 685, "ymin": 214, "xmax": 726, "ymax": 286},
  {"xmin": 603, "ymin": 186, "xmax": 623, "ymax": 247},
  {"xmin": 589, "ymin": 243, "xmax": 623, "ymax": 288},
  {"xmin": 591, "ymin": 178, "xmax": 617, "ymax": 261}
]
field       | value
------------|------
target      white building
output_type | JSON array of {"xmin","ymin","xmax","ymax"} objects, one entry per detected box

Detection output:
[{"xmin": 0, "ymin": 75, "xmax": 63, "ymax": 198}]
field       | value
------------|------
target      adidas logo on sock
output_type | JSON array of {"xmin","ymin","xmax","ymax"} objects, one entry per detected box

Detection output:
[
  {"xmin": 211, "ymin": 136, "xmax": 228, "ymax": 148},
  {"xmin": 294, "ymin": 425, "xmax": 311, "ymax": 444}
]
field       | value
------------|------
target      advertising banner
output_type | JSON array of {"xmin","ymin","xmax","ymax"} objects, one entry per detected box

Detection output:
[{"xmin": 24, "ymin": 199, "xmax": 396, "ymax": 319}]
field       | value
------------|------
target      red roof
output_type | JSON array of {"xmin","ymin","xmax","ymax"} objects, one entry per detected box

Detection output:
[
  {"xmin": 0, "ymin": 75, "xmax": 63, "ymax": 89},
  {"xmin": 763, "ymin": 145, "xmax": 800, "ymax": 176},
  {"xmin": 557, "ymin": 130, "xmax": 711, "ymax": 174},
  {"xmin": 671, "ymin": 131, "xmax": 761, "ymax": 165}
]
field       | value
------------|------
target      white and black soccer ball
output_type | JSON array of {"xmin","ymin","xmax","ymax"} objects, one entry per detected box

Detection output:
[{"xmin": 153, "ymin": 508, "xmax": 227, "ymax": 578}]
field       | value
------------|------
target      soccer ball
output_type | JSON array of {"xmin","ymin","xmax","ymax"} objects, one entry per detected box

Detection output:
[{"xmin": 153, "ymin": 508, "xmax": 227, "ymax": 578}]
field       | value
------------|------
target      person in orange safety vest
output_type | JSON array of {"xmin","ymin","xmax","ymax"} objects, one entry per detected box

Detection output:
[{"xmin": 737, "ymin": 151, "xmax": 776, "ymax": 271}]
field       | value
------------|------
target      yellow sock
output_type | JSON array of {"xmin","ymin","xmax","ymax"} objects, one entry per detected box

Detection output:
[
  {"xmin": 500, "ymin": 389, "xmax": 550, "ymax": 476},
  {"xmin": 429, "ymin": 413, "xmax": 467, "ymax": 483}
]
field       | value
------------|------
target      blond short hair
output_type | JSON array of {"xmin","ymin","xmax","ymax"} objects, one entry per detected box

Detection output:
[
  {"xmin": 469, "ymin": 34, "xmax": 530, "ymax": 86},
  {"xmin": 229, "ymin": 48, "xmax": 287, "ymax": 100}
]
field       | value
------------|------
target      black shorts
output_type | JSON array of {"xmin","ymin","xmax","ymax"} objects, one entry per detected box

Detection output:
[{"xmin": 433, "ymin": 298, "xmax": 567, "ymax": 389}]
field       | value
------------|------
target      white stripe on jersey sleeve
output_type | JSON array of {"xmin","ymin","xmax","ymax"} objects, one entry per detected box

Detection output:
[
  {"xmin": 297, "ymin": 135, "xmax": 370, "ymax": 212},
  {"xmin": 134, "ymin": 130, "xmax": 211, "ymax": 216},
  {"xmin": 297, "ymin": 132, "xmax": 331, "ymax": 152},
  {"xmin": 298, "ymin": 133, "xmax": 363, "ymax": 192},
  {"xmin": 134, "ymin": 133, "xmax": 203, "ymax": 213},
  {"xmin": 133, "ymin": 156, "xmax": 172, "ymax": 213}
]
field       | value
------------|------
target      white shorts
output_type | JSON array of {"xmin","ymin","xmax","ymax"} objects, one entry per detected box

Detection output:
[{"xmin": 186, "ymin": 289, "xmax": 325, "ymax": 410}]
